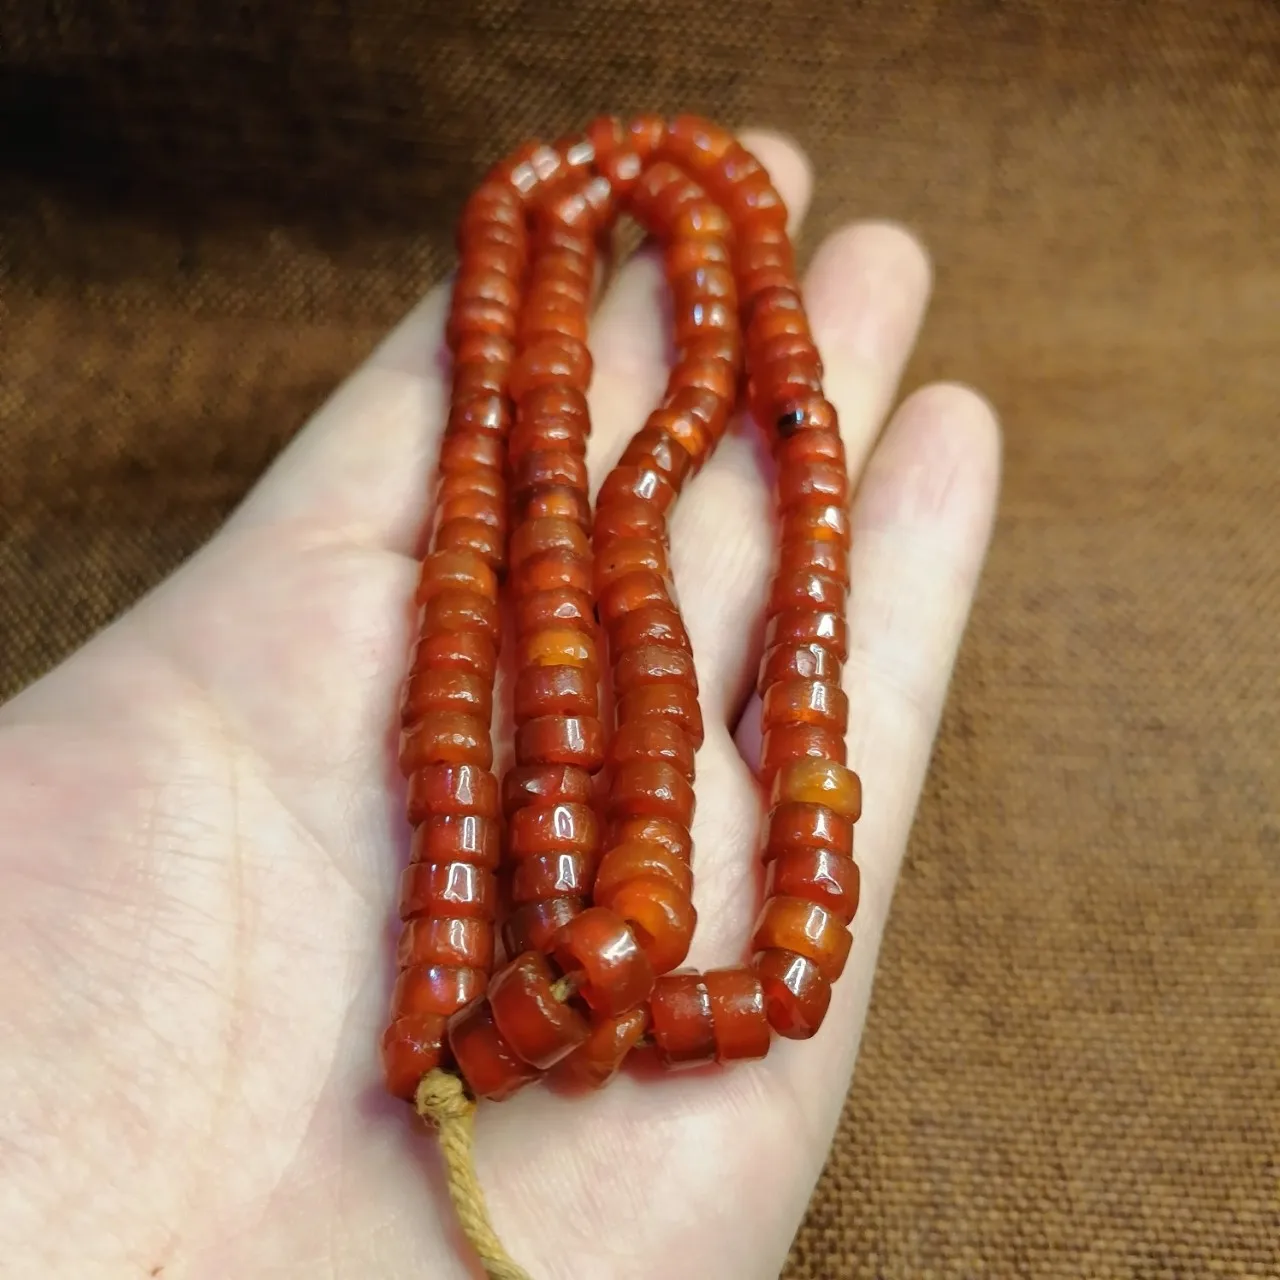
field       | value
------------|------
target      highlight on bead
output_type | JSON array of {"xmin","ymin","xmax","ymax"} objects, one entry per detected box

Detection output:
[{"xmin": 382, "ymin": 113, "xmax": 861, "ymax": 1112}]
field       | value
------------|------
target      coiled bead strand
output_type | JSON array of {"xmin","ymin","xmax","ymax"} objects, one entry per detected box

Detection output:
[{"xmin": 383, "ymin": 115, "xmax": 863, "ymax": 1105}]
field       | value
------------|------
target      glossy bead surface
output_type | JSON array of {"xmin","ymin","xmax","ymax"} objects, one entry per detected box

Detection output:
[
  {"xmin": 648, "ymin": 971, "xmax": 716, "ymax": 1068},
  {"xmin": 503, "ymin": 896, "xmax": 586, "ymax": 956},
  {"xmin": 605, "ymin": 760, "xmax": 696, "ymax": 825},
  {"xmin": 392, "ymin": 964, "xmax": 487, "ymax": 1018},
  {"xmin": 501, "ymin": 765, "xmax": 594, "ymax": 818},
  {"xmin": 770, "ymin": 759, "xmax": 863, "ymax": 820},
  {"xmin": 397, "ymin": 917, "xmax": 496, "ymax": 970},
  {"xmin": 410, "ymin": 813, "xmax": 501, "ymax": 868},
  {"xmin": 448, "ymin": 999, "xmax": 541, "ymax": 1100},
  {"xmin": 752, "ymin": 947, "xmax": 832, "ymax": 1040},
  {"xmin": 405, "ymin": 763, "xmax": 499, "ymax": 824},
  {"xmin": 614, "ymin": 683, "xmax": 704, "ymax": 749},
  {"xmin": 765, "ymin": 846, "xmax": 861, "ymax": 925},
  {"xmin": 515, "ymin": 715, "xmax": 606, "ymax": 771},
  {"xmin": 593, "ymin": 841, "xmax": 694, "ymax": 899},
  {"xmin": 765, "ymin": 801, "xmax": 854, "ymax": 861},
  {"xmin": 751, "ymin": 895, "xmax": 852, "ymax": 981},
  {"xmin": 555, "ymin": 1006, "xmax": 649, "ymax": 1088},
  {"xmin": 488, "ymin": 950, "xmax": 589, "ymax": 1069},
  {"xmin": 606, "ymin": 719, "xmax": 697, "ymax": 781},
  {"xmin": 549, "ymin": 906, "xmax": 655, "ymax": 1015},
  {"xmin": 399, "ymin": 861, "xmax": 496, "ymax": 921},
  {"xmin": 399, "ymin": 713, "xmax": 492, "ymax": 773},
  {"xmin": 705, "ymin": 967, "xmax": 771, "ymax": 1062},
  {"xmin": 382, "ymin": 1014, "xmax": 448, "ymax": 1099},
  {"xmin": 596, "ymin": 873, "xmax": 696, "ymax": 973}
]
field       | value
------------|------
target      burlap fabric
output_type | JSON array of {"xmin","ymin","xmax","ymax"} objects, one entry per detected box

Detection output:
[{"xmin": 3, "ymin": 2, "xmax": 1278, "ymax": 1275}]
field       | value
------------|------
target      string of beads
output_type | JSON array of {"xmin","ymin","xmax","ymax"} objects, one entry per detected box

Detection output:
[{"xmin": 379, "ymin": 114, "xmax": 862, "ymax": 1268}]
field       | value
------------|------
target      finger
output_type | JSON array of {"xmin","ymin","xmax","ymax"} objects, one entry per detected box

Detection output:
[
  {"xmin": 735, "ymin": 381, "xmax": 1001, "ymax": 1117},
  {"xmin": 584, "ymin": 129, "xmax": 814, "ymax": 483},
  {"xmin": 673, "ymin": 222, "xmax": 934, "ymax": 724}
]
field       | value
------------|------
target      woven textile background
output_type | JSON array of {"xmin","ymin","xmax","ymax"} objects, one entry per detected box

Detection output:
[{"xmin": 3, "ymin": 2, "xmax": 1278, "ymax": 1276}]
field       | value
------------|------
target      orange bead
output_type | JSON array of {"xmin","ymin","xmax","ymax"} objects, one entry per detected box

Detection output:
[
  {"xmin": 515, "ymin": 715, "xmax": 606, "ymax": 771},
  {"xmin": 399, "ymin": 861, "xmax": 496, "ymax": 921},
  {"xmin": 514, "ymin": 588, "xmax": 595, "ymax": 637},
  {"xmin": 593, "ymin": 495, "xmax": 668, "ymax": 545},
  {"xmin": 510, "ymin": 516, "xmax": 590, "ymax": 570},
  {"xmin": 397, "ymin": 917, "xmax": 496, "ymax": 970},
  {"xmin": 751, "ymin": 896, "xmax": 851, "ymax": 982},
  {"xmin": 381, "ymin": 1014, "xmax": 448, "ymax": 1100},
  {"xmin": 392, "ymin": 964, "xmax": 487, "ymax": 1018},
  {"xmin": 606, "ymin": 718, "xmax": 696, "ymax": 781},
  {"xmin": 779, "ymin": 501, "xmax": 852, "ymax": 550},
  {"xmin": 549, "ymin": 906, "xmax": 655, "ymax": 1016},
  {"xmin": 766, "ymin": 568, "xmax": 847, "ymax": 617},
  {"xmin": 434, "ymin": 516, "xmax": 504, "ymax": 569},
  {"xmin": 648, "ymin": 971, "xmax": 716, "ymax": 1069},
  {"xmin": 765, "ymin": 801, "xmax": 854, "ymax": 862},
  {"xmin": 763, "ymin": 608, "xmax": 849, "ymax": 663},
  {"xmin": 777, "ymin": 462, "xmax": 850, "ymax": 511},
  {"xmin": 615, "ymin": 683, "xmax": 704, "ymax": 749},
  {"xmin": 488, "ymin": 951, "xmax": 589, "ymax": 1070},
  {"xmin": 705, "ymin": 967, "xmax": 771, "ymax": 1062},
  {"xmin": 405, "ymin": 763, "xmax": 500, "ymax": 824},
  {"xmin": 770, "ymin": 759, "xmax": 863, "ymax": 820},
  {"xmin": 555, "ymin": 1006, "xmax": 649, "ymax": 1088},
  {"xmin": 419, "ymin": 588, "xmax": 501, "ymax": 645},
  {"xmin": 399, "ymin": 712, "xmax": 492, "ymax": 773},
  {"xmin": 513, "ymin": 665, "xmax": 599, "ymax": 722},
  {"xmin": 510, "ymin": 851, "xmax": 594, "ymax": 904},
  {"xmin": 503, "ymin": 896, "xmax": 585, "ymax": 956},
  {"xmin": 400, "ymin": 669, "xmax": 492, "ymax": 726},
  {"xmin": 597, "ymin": 464, "xmax": 677, "ymax": 513},
  {"xmin": 507, "ymin": 802, "xmax": 600, "ymax": 859},
  {"xmin": 757, "ymin": 640, "xmax": 841, "ymax": 693},
  {"xmin": 520, "ymin": 548, "xmax": 593, "ymax": 595},
  {"xmin": 597, "ymin": 571, "xmax": 672, "ymax": 629},
  {"xmin": 593, "ymin": 841, "xmax": 694, "ymax": 900},
  {"xmin": 618, "ymin": 427, "xmax": 694, "ymax": 488},
  {"xmin": 762, "ymin": 679, "xmax": 849, "ymax": 734},
  {"xmin": 416, "ymin": 550, "xmax": 498, "ymax": 603},
  {"xmin": 752, "ymin": 948, "xmax": 831, "ymax": 1040},
  {"xmin": 605, "ymin": 760, "xmax": 696, "ymax": 826},
  {"xmin": 760, "ymin": 723, "xmax": 847, "ymax": 783},
  {"xmin": 409, "ymin": 629, "xmax": 497, "ymax": 682},
  {"xmin": 605, "ymin": 815, "xmax": 693, "ymax": 862},
  {"xmin": 607, "ymin": 603, "xmax": 690, "ymax": 653},
  {"xmin": 501, "ymin": 765, "xmax": 594, "ymax": 818},
  {"xmin": 779, "ymin": 536, "xmax": 850, "ymax": 585},
  {"xmin": 447, "ymin": 999, "xmax": 541, "ymax": 1101},
  {"xmin": 447, "ymin": 392, "xmax": 511, "ymax": 437},
  {"xmin": 765, "ymin": 847, "xmax": 861, "ymax": 926},
  {"xmin": 595, "ymin": 538, "xmax": 670, "ymax": 595},
  {"xmin": 515, "ymin": 484, "xmax": 592, "ymax": 530},
  {"xmin": 410, "ymin": 813, "xmax": 501, "ymax": 868},
  {"xmin": 612, "ymin": 644, "xmax": 696, "ymax": 695},
  {"xmin": 516, "ymin": 627, "xmax": 599, "ymax": 673},
  {"xmin": 596, "ymin": 873, "xmax": 696, "ymax": 974}
]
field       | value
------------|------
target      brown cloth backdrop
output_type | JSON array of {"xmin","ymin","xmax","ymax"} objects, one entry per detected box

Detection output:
[{"xmin": 2, "ymin": 1, "xmax": 1278, "ymax": 1275}]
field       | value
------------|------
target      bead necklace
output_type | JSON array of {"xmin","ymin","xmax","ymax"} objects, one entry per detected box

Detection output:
[{"xmin": 380, "ymin": 114, "xmax": 862, "ymax": 1277}]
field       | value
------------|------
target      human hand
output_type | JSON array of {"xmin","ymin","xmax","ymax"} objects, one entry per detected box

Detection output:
[{"xmin": 0, "ymin": 131, "xmax": 999, "ymax": 1279}]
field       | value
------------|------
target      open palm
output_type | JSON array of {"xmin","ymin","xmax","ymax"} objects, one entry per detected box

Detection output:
[{"xmin": 0, "ymin": 132, "xmax": 999, "ymax": 1280}]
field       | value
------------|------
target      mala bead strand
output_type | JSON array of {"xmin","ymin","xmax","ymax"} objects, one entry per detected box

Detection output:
[
  {"xmin": 588, "ymin": 140, "xmax": 740, "ymax": 979},
  {"xmin": 387, "ymin": 116, "xmax": 864, "ymax": 1126},
  {"xmin": 380, "ymin": 175, "xmax": 529, "ymax": 1099},
  {"xmin": 503, "ymin": 163, "xmax": 609, "ymax": 961}
]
